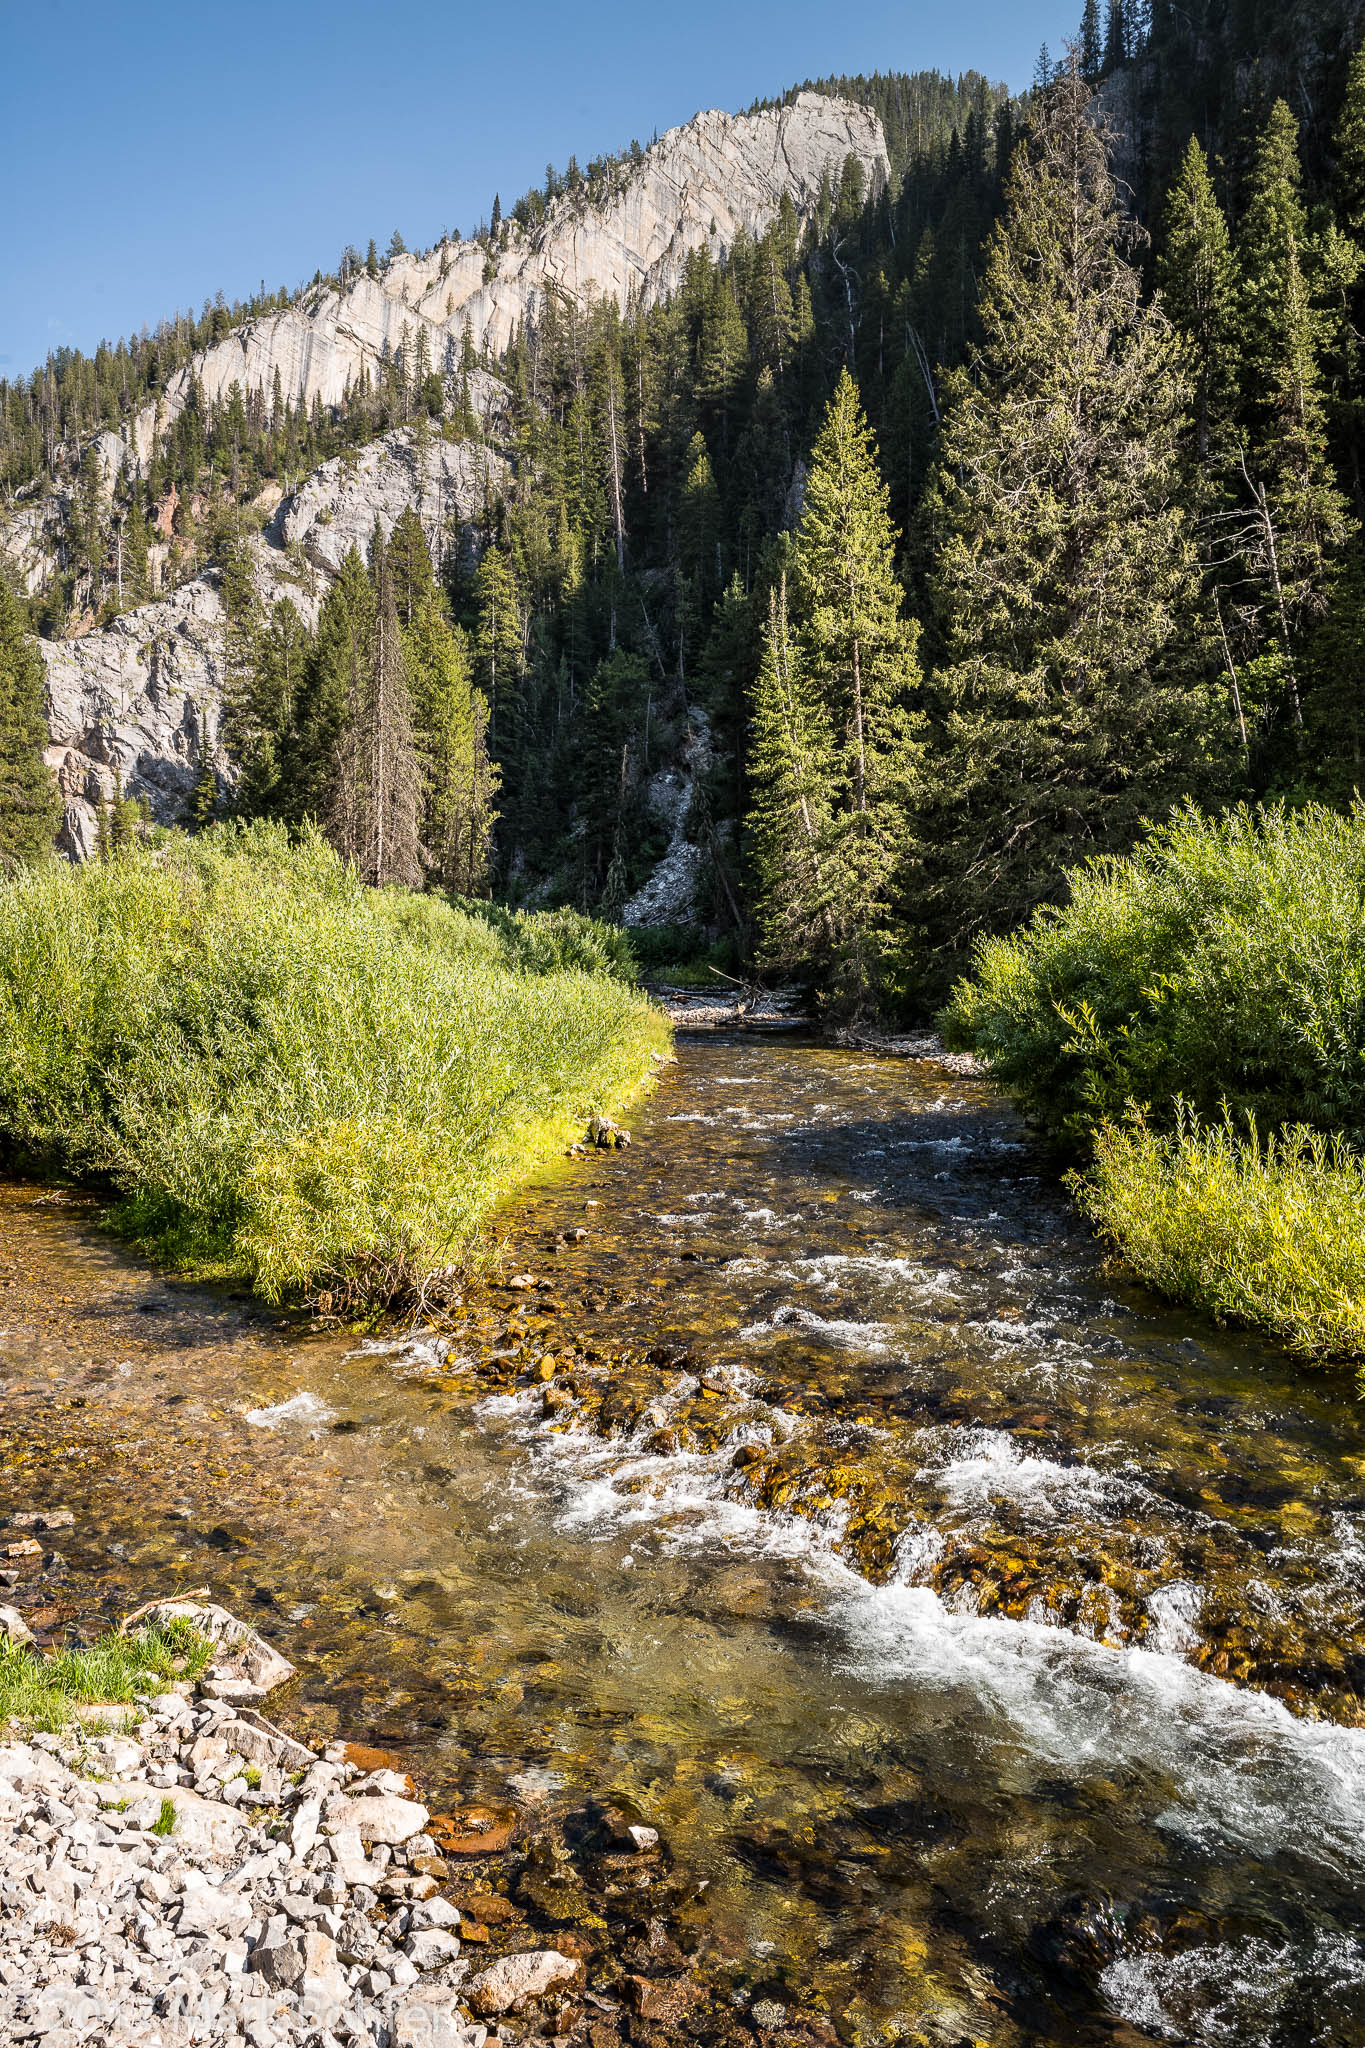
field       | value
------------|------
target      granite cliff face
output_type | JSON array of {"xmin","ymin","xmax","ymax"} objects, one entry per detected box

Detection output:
[
  {"xmin": 112, "ymin": 95, "xmax": 887, "ymax": 468},
  {"xmin": 42, "ymin": 420, "xmax": 508, "ymax": 858},
  {"xmin": 24, "ymin": 92, "xmax": 888, "ymax": 860}
]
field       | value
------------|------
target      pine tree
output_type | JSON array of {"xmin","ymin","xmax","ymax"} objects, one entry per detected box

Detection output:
[
  {"xmin": 1232, "ymin": 99, "xmax": 1353, "ymax": 724},
  {"xmin": 1159, "ymin": 137, "xmax": 1238, "ymax": 471},
  {"xmin": 927, "ymin": 69, "xmax": 1217, "ymax": 948},
  {"xmin": 0, "ymin": 577, "xmax": 58, "ymax": 866},
  {"xmin": 473, "ymin": 543, "xmax": 523, "ymax": 743},
  {"xmin": 1336, "ymin": 40, "xmax": 1365, "ymax": 244},
  {"xmin": 187, "ymin": 707, "xmax": 219, "ymax": 828},
  {"xmin": 1080, "ymin": 0, "xmax": 1103, "ymax": 79},
  {"xmin": 394, "ymin": 512, "xmax": 500, "ymax": 891},
  {"xmin": 285, "ymin": 548, "xmax": 375, "ymax": 825},
  {"xmin": 1102, "ymin": 0, "xmax": 1127, "ymax": 73},
  {"xmin": 790, "ymin": 370, "xmax": 923, "ymax": 1012},
  {"xmin": 747, "ymin": 573, "xmax": 838, "ymax": 973},
  {"xmin": 327, "ymin": 524, "xmax": 422, "ymax": 887}
]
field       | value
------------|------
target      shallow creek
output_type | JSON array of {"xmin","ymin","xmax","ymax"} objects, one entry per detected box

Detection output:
[{"xmin": 4, "ymin": 1035, "xmax": 1365, "ymax": 2046}]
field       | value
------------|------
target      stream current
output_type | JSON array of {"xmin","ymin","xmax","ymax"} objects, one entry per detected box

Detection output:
[{"xmin": 4, "ymin": 1035, "xmax": 1365, "ymax": 2045}]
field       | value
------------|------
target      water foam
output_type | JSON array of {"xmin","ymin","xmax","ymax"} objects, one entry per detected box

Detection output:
[
  {"xmin": 243, "ymin": 1391, "xmax": 335, "ymax": 1430},
  {"xmin": 740, "ymin": 1303, "xmax": 894, "ymax": 1351}
]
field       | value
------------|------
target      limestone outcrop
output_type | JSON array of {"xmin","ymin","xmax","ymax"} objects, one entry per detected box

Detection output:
[
  {"xmin": 107, "ymin": 94, "xmax": 887, "ymax": 469},
  {"xmin": 40, "ymin": 418, "xmax": 504, "ymax": 857},
  {"xmin": 278, "ymin": 417, "xmax": 509, "ymax": 577}
]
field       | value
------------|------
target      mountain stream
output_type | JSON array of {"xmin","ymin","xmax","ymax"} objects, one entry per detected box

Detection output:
[{"xmin": 3, "ymin": 1035, "xmax": 1365, "ymax": 2046}]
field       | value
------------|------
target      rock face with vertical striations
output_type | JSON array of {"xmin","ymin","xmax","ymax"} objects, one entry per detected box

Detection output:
[
  {"xmin": 107, "ymin": 94, "xmax": 888, "ymax": 468},
  {"xmin": 16, "ymin": 92, "xmax": 888, "ymax": 859},
  {"xmin": 40, "ymin": 416, "xmax": 508, "ymax": 857}
]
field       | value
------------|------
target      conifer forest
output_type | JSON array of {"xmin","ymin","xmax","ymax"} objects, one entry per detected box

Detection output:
[{"xmin": 3, "ymin": 0, "xmax": 1362, "ymax": 1020}]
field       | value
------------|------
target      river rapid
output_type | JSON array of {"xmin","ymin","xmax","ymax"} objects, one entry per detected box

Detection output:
[{"xmin": 4, "ymin": 1034, "xmax": 1365, "ymax": 2047}]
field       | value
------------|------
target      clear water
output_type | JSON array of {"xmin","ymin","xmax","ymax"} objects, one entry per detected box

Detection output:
[{"xmin": 3, "ymin": 1036, "xmax": 1365, "ymax": 2046}]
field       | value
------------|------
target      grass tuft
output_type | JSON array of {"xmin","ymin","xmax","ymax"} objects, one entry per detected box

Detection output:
[
  {"xmin": 0, "ymin": 822, "xmax": 669, "ymax": 1308},
  {"xmin": 0, "ymin": 1621, "xmax": 211, "ymax": 1734}
]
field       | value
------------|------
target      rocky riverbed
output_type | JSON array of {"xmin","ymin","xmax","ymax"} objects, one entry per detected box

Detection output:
[{"xmin": 0, "ymin": 1594, "xmax": 739, "ymax": 2048}]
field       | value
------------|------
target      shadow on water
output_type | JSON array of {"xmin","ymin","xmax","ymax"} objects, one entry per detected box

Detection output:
[{"xmin": 2, "ymin": 1038, "xmax": 1365, "ymax": 2045}]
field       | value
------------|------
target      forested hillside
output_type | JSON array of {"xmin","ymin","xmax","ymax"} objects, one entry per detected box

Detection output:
[{"xmin": 6, "ymin": 2, "xmax": 1365, "ymax": 1016}]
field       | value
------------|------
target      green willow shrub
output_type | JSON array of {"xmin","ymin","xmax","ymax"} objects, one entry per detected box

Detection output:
[
  {"xmin": 941, "ymin": 801, "xmax": 1365, "ymax": 1147},
  {"xmin": 0, "ymin": 822, "xmax": 667, "ymax": 1307},
  {"xmin": 1075, "ymin": 1108, "xmax": 1365, "ymax": 1360}
]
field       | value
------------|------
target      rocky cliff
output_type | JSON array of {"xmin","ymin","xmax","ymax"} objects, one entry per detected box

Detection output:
[
  {"xmin": 25, "ymin": 91, "xmax": 888, "ymax": 862},
  {"xmin": 111, "ymin": 94, "xmax": 887, "ymax": 469},
  {"xmin": 42, "ymin": 419, "xmax": 509, "ymax": 858}
]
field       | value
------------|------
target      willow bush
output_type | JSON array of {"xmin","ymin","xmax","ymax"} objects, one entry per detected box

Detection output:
[
  {"xmin": 941, "ymin": 801, "xmax": 1365, "ymax": 1149},
  {"xmin": 0, "ymin": 823, "xmax": 667, "ymax": 1308},
  {"xmin": 1074, "ymin": 1110, "xmax": 1365, "ymax": 1360},
  {"xmin": 942, "ymin": 802, "xmax": 1365, "ymax": 1362}
]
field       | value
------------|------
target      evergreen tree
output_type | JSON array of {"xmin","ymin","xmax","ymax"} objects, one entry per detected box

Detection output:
[
  {"xmin": 473, "ymin": 543, "xmax": 524, "ymax": 743},
  {"xmin": 1080, "ymin": 0, "xmax": 1103, "ymax": 79},
  {"xmin": 927, "ymin": 70, "xmax": 1218, "ymax": 949},
  {"xmin": 1159, "ymin": 137, "xmax": 1238, "ymax": 472},
  {"xmin": 1232, "ymin": 99, "xmax": 1354, "ymax": 726},
  {"xmin": 747, "ymin": 573, "xmax": 838, "ymax": 973},
  {"xmin": 1102, "ymin": 0, "xmax": 1128, "ymax": 73},
  {"xmin": 328, "ymin": 525, "xmax": 422, "ymax": 887},
  {"xmin": 187, "ymin": 707, "xmax": 219, "ymax": 828},
  {"xmin": 0, "ymin": 577, "xmax": 58, "ymax": 866},
  {"xmin": 394, "ymin": 513, "xmax": 500, "ymax": 891},
  {"xmin": 285, "ymin": 548, "xmax": 375, "ymax": 824},
  {"xmin": 789, "ymin": 370, "xmax": 923, "ymax": 1011}
]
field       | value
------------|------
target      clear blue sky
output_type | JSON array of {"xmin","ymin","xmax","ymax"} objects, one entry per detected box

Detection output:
[{"xmin": 1, "ymin": 0, "xmax": 1078, "ymax": 382}]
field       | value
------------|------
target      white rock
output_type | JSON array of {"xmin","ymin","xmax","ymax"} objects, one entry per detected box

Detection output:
[
  {"xmin": 464, "ymin": 1949, "xmax": 584, "ymax": 2016},
  {"xmin": 176, "ymin": 1878, "xmax": 253, "ymax": 1940},
  {"xmin": 409, "ymin": 1898, "xmax": 460, "ymax": 1931},
  {"xmin": 403, "ymin": 1927, "xmax": 462, "ymax": 1970},
  {"xmin": 0, "ymin": 1605, "xmax": 33, "ymax": 1646},
  {"xmin": 289, "ymin": 1795, "xmax": 321, "ymax": 1861},
  {"xmin": 324, "ymin": 1794, "xmax": 428, "ymax": 1845},
  {"xmin": 391, "ymin": 1987, "xmax": 488, "ymax": 2048}
]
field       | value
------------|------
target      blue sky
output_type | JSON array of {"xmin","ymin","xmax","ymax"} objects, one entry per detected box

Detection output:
[{"xmin": 0, "ymin": 0, "xmax": 1078, "ymax": 381}]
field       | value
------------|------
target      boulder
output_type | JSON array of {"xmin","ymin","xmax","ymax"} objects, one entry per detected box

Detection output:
[
  {"xmin": 464, "ymin": 1949, "xmax": 583, "ymax": 2016},
  {"xmin": 325, "ymin": 1792, "xmax": 429, "ymax": 1844},
  {"xmin": 0, "ymin": 1605, "xmax": 33, "ymax": 1646},
  {"xmin": 176, "ymin": 1877, "xmax": 253, "ymax": 1940},
  {"xmin": 404, "ymin": 1927, "xmax": 463, "ymax": 1971},
  {"xmin": 134, "ymin": 1599, "xmax": 295, "ymax": 1703}
]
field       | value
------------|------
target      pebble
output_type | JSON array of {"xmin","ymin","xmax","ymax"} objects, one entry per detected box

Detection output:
[{"xmin": 0, "ymin": 1600, "xmax": 583, "ymax": 2048}]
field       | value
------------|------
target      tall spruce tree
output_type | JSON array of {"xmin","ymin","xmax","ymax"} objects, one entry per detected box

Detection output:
[
  {"xmin": 328, "ymin": 525, "xmax": 422, "ymax": 888},
  {"xmin": 394, "ymin": 510, "xmax": 500, "ymax": 892},
  {"xmin": 753, "ymin": 371, "xmax": 922, "ymax": 1012},
  {"xmin": 0, "ymin": 578, "xmax": 58, "ymax": 865},
  {"xmin": 1159, "ymin": 137, "xmax": 1238, "ymax": 472},
  {"xmin": 747, "ymin": 572, "xmax": 837, "ymax": 973},
  {"xmin": 285, "ymin": 548, "xmax": 375, "ymax": 825},
  {"xmin": 1231, "ymin": 99, "xmax": 1354, "ymax": 728},
  {"xmin": 927, "ymin": 69, "xmax": 1219, "ymax": 949}
]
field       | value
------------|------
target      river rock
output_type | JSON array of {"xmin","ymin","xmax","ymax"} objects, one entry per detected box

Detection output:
[
  {"xmin": 404, "ymin": 1926, "xmax": 463, "ymax": 1970},
  {"xmin": 464, "ymin": 1949, "xmax": 583, "ymax": 2015},
  {"xmin": 326, "ymin": 1792, "xmax": 429, "ymax": 1844},
  {"xmin": 391, "ymin": 1987, "xmax": 488, "ymax": 2048},
  {"xmin": 139, "ymin": 1598, "xmax": 296, "ymax": 1701},
  {"xmin": 0, "ymin": 1605, "xmax": 33, "ymax": 1645}
]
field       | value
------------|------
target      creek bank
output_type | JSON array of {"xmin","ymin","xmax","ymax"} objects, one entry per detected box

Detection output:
[{"xmin": 0, "ymin": 1585, "xmax": 808, "ymax": 2048}]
